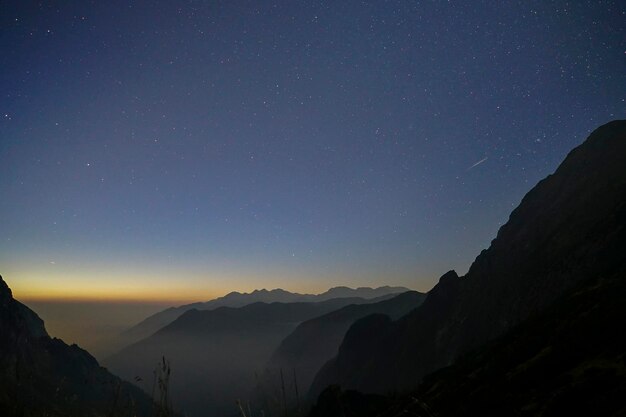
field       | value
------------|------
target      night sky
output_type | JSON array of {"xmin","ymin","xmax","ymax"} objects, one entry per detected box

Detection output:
[{"xmin": 1, "ymin": 1, "xmax": 624, "ymax": 302}]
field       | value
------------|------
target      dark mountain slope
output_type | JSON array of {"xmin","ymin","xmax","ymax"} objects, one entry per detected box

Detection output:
[
  {"xmin": 311, "ymin": 119, "xmax": 626, "ymax": 396},
  {"xmin": 413, "ymin": 270, "xmax": 626, "ymax": 416},
  {"xmin": 117, "ymin": 286, "xmax": 409, "ymax": 350},
  {"xmin": 266, "ymin": 291, "xmax": 426, "ymax": 396},
  {"xmin": 106, "ymin": 296, "xmax": 393, "ymax": 417},
  {"xmin": 0, "ymin": 275, "xmax": 154, "ymax": 417},
  {"xmin": 309, "ymin": 267, "xmax": 626, "ymax": 417}
]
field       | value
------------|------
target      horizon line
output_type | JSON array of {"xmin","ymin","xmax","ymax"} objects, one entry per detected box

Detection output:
[{"xmin": 14, "ymin": 283, "xmax": 417, "ymax": 305}]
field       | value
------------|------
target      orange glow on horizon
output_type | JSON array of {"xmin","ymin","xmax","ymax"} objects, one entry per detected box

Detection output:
[
  {"xmin": 6, "ymin": 271, "xmax": 225, "ymax": 305},
  {"xmin": 6, "ymin": 275, "xmax": 325, "ymax": 305},
  {"xmin": 3, "ymin": 265, "xmax": 420, "ymax": 305},
  {"xmin": 12, "ymin": 280, "xmax": 340, "ymax": 304},
  {"xmin": 12, "ymin": 284, "xmax": 221, "ymax": 305},
  {"xmin": 15, "ymin": 290, "xmax": 213, "ymax": 305}
]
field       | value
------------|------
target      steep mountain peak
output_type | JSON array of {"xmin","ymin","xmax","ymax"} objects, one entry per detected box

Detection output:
[
  {"xmin": 0, "ymin": 274, "xmax": 48, "ymax": 339},
  {"xmin": 310, "ymin": 119, "xmax": 626, "ymax": 396},
  {"xmin": 421, "ymin": 270, "xmax": 461, "ymax": 302},
  {"xmin": 0, "ymin": 274, "xmax": 12, "ymax": 301},
  {"xmin": 437, "ymin": 270, "xmax": 459, "ymax": 285}
]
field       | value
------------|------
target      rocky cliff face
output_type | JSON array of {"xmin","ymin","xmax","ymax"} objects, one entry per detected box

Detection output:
[
  {"xmin": 0, "ymin": 275, "xmax": 154, "ymax": 417},
  {"xmin": 310, "ymin": 120, "xmax": 626, "ymax": 396}
]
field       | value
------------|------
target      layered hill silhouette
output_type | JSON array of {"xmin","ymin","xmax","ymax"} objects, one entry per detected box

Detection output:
[
  {"xmin": 0, "ymin": 275, "xmax": 154, "ymax": 417},
  {"xmin": 105, "ymin": 295, "xmax": 402, "ymax": 417},
  {"xmin": 264, "ymin": 290, "xmax": 426, "ymax": 400},
  {"xmin": 310, "ymin": 120, "xmax": 626, "ymax": 398},
  {"xmin": 117, "ymin": 286, "xmax": 409, "ymax": 350}
]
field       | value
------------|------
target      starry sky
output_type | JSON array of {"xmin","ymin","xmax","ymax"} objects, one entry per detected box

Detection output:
[{"xmin": 1, "ymin": 1, "xmax": 624, "ymax": 302}]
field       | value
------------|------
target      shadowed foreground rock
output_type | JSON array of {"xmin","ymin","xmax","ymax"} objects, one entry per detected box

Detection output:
[{"xmin": 0, "ymin": 275, "xmax": 155, "ymax": 417}]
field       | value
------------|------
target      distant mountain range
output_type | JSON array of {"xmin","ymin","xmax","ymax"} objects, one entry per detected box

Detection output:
[
  {"xmin": 308, "ymin": 120, "xmax": 626, "ymax": 411},
  {"xmin": 115, "ymin": 285, "xmax": 410, "ymax": 351},
  {"xmin": 105, "ymin": 293, "xmax": 407, "ymax": 417},
  {"xmin": 0, "ymin": 275, "xmax": 154, "ymax": 417}
]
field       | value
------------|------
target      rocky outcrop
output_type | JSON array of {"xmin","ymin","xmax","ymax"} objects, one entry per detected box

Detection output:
[{"xmin": 0, "ymin": 275, "xmax": 154, "ymax": 417}]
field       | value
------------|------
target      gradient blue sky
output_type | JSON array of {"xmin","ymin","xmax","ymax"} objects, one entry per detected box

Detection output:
[{"xmin": 1, "ymin": 1, "xmax": 624, "ymax": 301}]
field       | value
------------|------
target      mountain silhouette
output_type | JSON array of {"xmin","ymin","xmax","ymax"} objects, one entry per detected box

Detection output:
[
  {"xmin": 0, "ymin": 275, "xmax": 154, "ymax": 417},
  {"xmin": 410, "ymin": 263, "xmax": 626, "ymax": 416},
  {"xmin": 105, "ymin": 295, "xmax": 398, "ymax": 417},
  {"xmin": 115, "ymin": 286, "xmax": 409, "ymax": 352},
  {"xmin": 264, "ymin": 290, "xmax": 425, "ymax": 402},
  {"xmin": 310, "ymin": 120, "xmax": 626, "ymax": 397},
  {"xmin": 309, "ymin": 264, "xmax": 626, "ymax": 417}
]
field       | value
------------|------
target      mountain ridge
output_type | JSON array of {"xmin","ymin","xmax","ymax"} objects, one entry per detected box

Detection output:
[
  {"xmin": 114, "ymin": 285, "xmax": 410, "ymax": 353},
  {"xmin": 310, "ymin": 119, "xmax": 626, "ymax": 396}
]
